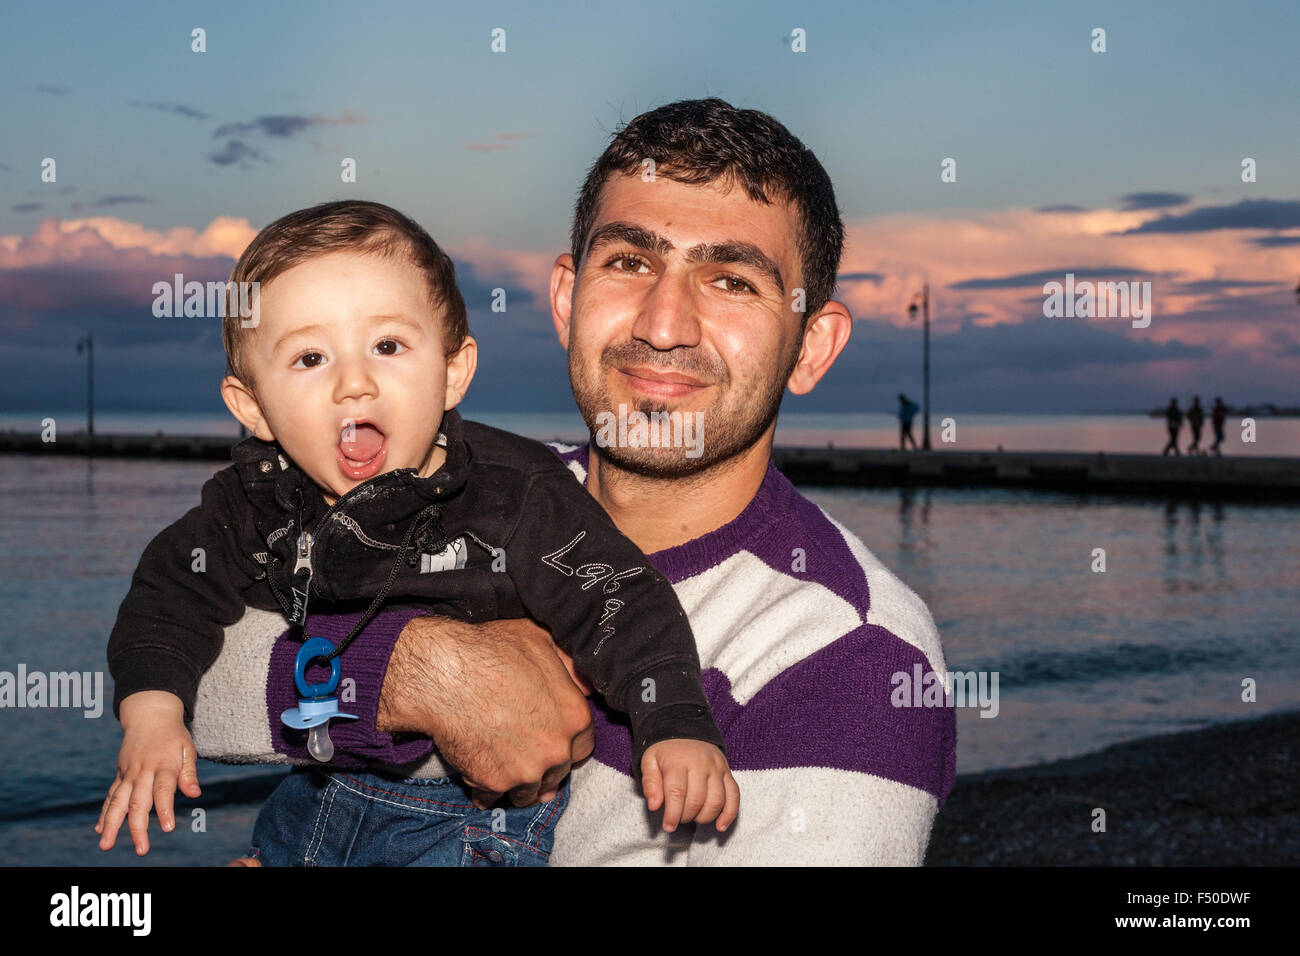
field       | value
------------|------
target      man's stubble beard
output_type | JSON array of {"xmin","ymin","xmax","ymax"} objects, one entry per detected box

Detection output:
[{"xmin": 569, "ymin": 339, "xmax": 800, "ymax": 480}]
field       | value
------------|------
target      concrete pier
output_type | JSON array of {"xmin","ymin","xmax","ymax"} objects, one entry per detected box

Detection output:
[
  {"xmin": 3, "ymin": 431, "xmax": 1298, "ymax": 499},
  {"xmin": 773, "ymin": 446, "xmax": 1300, "ymax": 499}
]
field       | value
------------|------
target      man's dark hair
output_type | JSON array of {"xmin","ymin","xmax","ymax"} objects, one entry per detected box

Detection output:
[{"xmin": 569, "ymin": 98, "xmax": 844, "ymax": 323}]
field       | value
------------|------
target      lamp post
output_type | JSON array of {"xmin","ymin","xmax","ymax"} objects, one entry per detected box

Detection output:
[
  {"xmin": 907, "ymin": 285, "xmax": 931, "ymax": 450},
  {"xmin": 75, "ymin": 333, "xmax": 94, "ymax": 438}
]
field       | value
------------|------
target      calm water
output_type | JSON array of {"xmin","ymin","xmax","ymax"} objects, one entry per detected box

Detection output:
[
  {"xmin": 8, "ymin": 410, "xmax": 1300, "ymax": 456},
  {"xmin": 0, "ymin": 451, "xmax": 1297, "ymax": 865}
]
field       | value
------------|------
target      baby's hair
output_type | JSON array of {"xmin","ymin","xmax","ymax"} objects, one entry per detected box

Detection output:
[{"xmin": 222, "ymin": 200, "xmax": 468, "ymax": 386}]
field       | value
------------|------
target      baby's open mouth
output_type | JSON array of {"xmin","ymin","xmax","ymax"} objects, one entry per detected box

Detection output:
[{"xmin": 337, "ymin": 421, "xmax": 387, "ymax": 481}]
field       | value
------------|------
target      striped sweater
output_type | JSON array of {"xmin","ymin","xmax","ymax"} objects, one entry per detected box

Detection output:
[{"xmin": 191, "ymin": 443, "xmax": 956, "ymax": 865}]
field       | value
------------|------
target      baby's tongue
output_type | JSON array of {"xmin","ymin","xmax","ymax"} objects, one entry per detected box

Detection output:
[{"xmin": 339, "ymin": 423, "xmax": 384, "ymax": 462}]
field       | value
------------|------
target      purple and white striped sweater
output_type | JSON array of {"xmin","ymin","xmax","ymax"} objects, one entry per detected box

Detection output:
[
  {"xmin": 546, "ymin": 444, "xmax": 955, "ymax": 865},
  {"xmin": 191, "ymin": 442, "xmax": 955, "ymax": 865}
]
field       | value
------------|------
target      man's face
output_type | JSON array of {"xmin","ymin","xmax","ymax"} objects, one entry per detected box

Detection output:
[
  {"xmin": 563, "ymin": 173, "xmax": 807, "ymax": 476},
  {"xmin": 223, "ymin": 250, "xmax": 469, "ymax": 503}
]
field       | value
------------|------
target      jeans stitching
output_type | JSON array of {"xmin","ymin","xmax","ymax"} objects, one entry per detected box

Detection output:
[
  {"xmin": 522, "ymin": 789, "xmax": 566, "ymax": 845},
  {"xmin": 463, "ymin": 825, "xmax": 549, "ymax": 858},
  {"xmin": 305, "ymin": 779, "xmax": 339, "ymax": 866},
  {"xmin": 329, "ymin": 772, "xmax": 473, "ymax": 818}
]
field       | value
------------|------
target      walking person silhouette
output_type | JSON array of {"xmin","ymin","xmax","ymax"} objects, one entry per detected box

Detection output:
[
  {"xmin": 1210, "ymin": 397, "xmax": 1228, "ymax": 456},
  {"xmin": 1161, "ymin": 397, "xmax": 1183, "ymax": 456},
  {"xmin": 898, "ymin": 393, "xmax": 920, "ymax": 451},
  {"xmin": 1186, "ymin": 395, "xmax": 1205, "ymax": 455}
]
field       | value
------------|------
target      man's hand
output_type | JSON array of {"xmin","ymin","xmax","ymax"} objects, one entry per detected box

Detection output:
[
  {"xmin": 95, "ymin": 690, "xmax": 202, "ymax": 855},
  {"xmin": 376, "ymin": 616, "xmax": 595, "ymax": 810},
  {"xmin": 641, "ymin": 739, "xmax": 740, "ymax": 833}
]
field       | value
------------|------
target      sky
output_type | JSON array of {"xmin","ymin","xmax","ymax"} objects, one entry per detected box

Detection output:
[{"xmin": 2, "ymin": 0, "xmax": 1299, "ymax": 417}]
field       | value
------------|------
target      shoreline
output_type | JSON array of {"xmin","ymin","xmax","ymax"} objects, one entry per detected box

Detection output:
[
  {"xmin": 926, "ymin": 709, "xmax": 1299, "ymax": 866},
  {"xmin": 4, "ymin": 431, "xmax": 1299, "ymax": 499},
  {"xmin": 6, "ymin": 710, "xmax": 1296, "ymax": 867}
]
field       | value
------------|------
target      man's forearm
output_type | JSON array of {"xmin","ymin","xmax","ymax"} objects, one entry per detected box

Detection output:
[{"xmin": 375, "ymin": 614, "xmax": 468, "ymax": 734}]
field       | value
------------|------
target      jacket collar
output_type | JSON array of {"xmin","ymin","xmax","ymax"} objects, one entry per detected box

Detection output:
[{"xmin": 230, "ymin": 407, "xmax": 472, "ymax": 523}]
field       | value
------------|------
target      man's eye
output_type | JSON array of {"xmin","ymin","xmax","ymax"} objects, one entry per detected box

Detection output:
[
  {"xmin": 292, "ymin": 352, "xmax": 326, "ymax": 369},
  {"xmin": 374, "ymin": 339, "xmax": 407, "ymax": 356},
  {"xmin": 713, "ymin": 275, "xmax": 755, "ymax": 294},
  {"xmin": 611, "ymin": 255, "xmax": 649, "ymax": 274}
]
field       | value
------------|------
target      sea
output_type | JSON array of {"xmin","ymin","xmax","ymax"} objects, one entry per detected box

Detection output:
[{"xmin": 1, "ymin": 411, "xmax": 1297, "ymax": 865}]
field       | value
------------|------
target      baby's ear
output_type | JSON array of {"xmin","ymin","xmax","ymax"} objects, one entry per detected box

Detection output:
[
  {"xmin": 443, "ymin": 336, "xmax": 477, "ymax": 411},
  {"xmin": 221, "ymin": 376, "xmax": 274, "ymax": 441}
]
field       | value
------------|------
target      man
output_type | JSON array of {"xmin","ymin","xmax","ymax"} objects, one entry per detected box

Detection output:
[
  {"xmin": 1161, "ymin": 397, "xmax": 1183, "ymax": 456},
  {"xmin": 1210, "ymin": 396, "xmax": 1228, "ymax": 455},
  {"xmin": 1186, "ymin": 395, "xmax": 1205, "ymax": 455},
  {"xmin": 898, "ymin": 393, "xmax": 920, "ymax": 451},
  {"xmin": 187, "ymin": 98, "xmax": 955, "ymax": 865}
]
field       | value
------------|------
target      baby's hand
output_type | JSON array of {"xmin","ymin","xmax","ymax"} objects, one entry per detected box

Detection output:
[
  {"xmin": 640, "ymin": 739, "xmax": 739, "ymax": 833},
  {"xmin": 95, "ymin": 690, "xmax": 201, "ymax": 855}
]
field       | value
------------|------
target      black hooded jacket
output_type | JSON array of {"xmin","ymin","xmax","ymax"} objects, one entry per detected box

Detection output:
[{"xmin": 107, "ymin": 409, "xmax": 725, "ymax": 767}]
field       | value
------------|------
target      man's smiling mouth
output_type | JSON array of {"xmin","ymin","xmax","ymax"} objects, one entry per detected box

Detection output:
[{"xmin": 617, "ymin": 366, "xmax": 711, "ymax": 399}]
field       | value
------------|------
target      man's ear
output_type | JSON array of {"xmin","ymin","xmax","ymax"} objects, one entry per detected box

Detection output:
[
  {"xmin": 786, "ymin": 299, "xmax": 853, "ymax": 396},
  {"xmin": 550, "ymin": 253, "xmax": 577, "ymax": 349},
  {"xmin": 443, "ymin": 335, "xmax": 478, "ymax": 411},
  {"xmin": 221, "ymin": 375, "xmax": 274, "ymax": 440}
]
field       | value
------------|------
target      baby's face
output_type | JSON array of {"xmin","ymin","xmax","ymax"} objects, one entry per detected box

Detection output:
[{"xmin": 225, "ymin": 250, "xmax": 467, "ymax": 504}]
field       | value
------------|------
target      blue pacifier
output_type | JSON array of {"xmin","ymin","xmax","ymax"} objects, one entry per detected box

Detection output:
[{"xmin": 281, "ymin": 636, "xmax": 359, "ymax": 762}]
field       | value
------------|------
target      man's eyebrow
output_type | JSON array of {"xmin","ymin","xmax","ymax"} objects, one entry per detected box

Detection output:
[
  {"xmin": 685, "ymin": 240, "xmax": 785, "ymax": 295},
  {"xmin": 584, "ymin": 222, "xmax": 674, "ymax": 259}
]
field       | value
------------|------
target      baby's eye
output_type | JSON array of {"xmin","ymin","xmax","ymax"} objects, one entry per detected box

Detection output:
[
  {"xmin": 374, "ymin": 339, "xmax": 407, "ymax": 356},
  {"xmin": 292, "ymin": 351, "xmax": 326, "ymax": 369}
]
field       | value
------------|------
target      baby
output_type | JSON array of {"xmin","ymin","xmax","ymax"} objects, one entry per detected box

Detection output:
[{"xmin": 96, "ymin": 200, "xmax": 738, "ymax": 864}]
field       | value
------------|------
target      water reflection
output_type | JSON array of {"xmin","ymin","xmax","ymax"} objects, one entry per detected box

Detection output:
[{"xmin": 1162, "ymin": 498, "xmax": 1229, "ymax": 596}]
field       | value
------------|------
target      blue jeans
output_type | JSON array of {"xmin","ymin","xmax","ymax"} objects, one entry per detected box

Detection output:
[{"xmin": 248, "ymin": 767, "xmax": 569, "ymax": 866}]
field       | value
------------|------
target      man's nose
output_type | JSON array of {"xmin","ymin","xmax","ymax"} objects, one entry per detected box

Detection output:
[{"xmin": 630, "ymin": 269, "xmax": 702, "ymax": 351}]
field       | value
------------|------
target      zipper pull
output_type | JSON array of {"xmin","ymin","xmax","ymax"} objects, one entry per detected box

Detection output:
[
  {"xmin": 294, "ymin": 532, "xmax": 314, "ymax": 575},
  {"xmin": 289, "ymin": 532, "xmax": 313, "ymax": 624}
]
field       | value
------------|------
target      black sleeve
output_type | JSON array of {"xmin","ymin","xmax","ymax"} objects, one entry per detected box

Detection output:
[
  {"xmin": 503, "ymin": 469, "xmax": 726, "ymax": 771},
  {"xmin": 107, "ymin": 467, "xmax": 262, "ymax": 723}
]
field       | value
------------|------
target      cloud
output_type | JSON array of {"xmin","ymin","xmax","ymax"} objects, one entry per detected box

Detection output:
[
  {"xmin": 212, "ymin": 110, "xmax": 368, "ymax": 140},
  {"xmin": 209, "ymin": 110, "xmax": 369, "ymax": 167},
  {"xmin": 951, "ymin": 267, "xmax": 1149, "ymax": 290},
  {"xmin": 0, "ymin": 215, "xmax": 257, "ymax": 266},
  {"xmin": 130, "ymin": 100, "xmax": 211, "ymax": 121},
  {"xmin": 69, "ymin": 195, "xmax": 152, "ymax": 212},
  {"xmin": 0, "ymin": 219, "xmax": 240, "ymax": 349},
  {"xmin": 1035, "ymin": 205, "xmax": 1088, "ymax": 213},
  {"xmin": 1172, "ymin": 278, "xmax": 1282, "ymax": 293},
  {"xmin": 837, "ymin": 271, "xmax": 884, "ymax": 283},
  {"xmin": 462, "ymin": 130, "xmax": 543, "ymax": 152},
  {"xmin": 1118, "ymin": 191, "xmax": 1190, "ymax": 211},
  {"xmin": 11, "ymin": 202, "xmax": 42, "ymax": 213},
  {"xmin": 1120, "ymin": 199, "xmax": 1300, "ymax": 234},
  {"xmin": 31, "ymin": 84, "xmax": 71, "ymax": 96},
  {"xmin": 1250, "ymin": 235, "xmax": 1300, "ymax": 247},
  {"xmin": 208, "ymin": 139, "xmax": 268, "ymax": 168}
]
